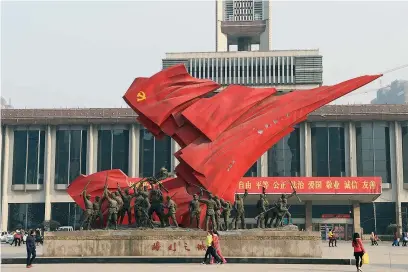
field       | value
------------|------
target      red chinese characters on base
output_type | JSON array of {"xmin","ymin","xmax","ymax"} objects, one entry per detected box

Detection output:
[
  {"xmin": 152, "ymin": 241, "xmax": 161, "ymax": 251},
  {"xmin": 168, "ymin": 242, "xmax": 177, "ymax": 252},
  {"xmin": 235, "ymin": 177, "xmax": 382, "ymax": 194},
  {"xmin": 196, "ymin": 242, "xmax": 206, "ymax": 251}
]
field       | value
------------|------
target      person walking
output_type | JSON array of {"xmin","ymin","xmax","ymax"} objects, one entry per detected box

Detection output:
[
  {"xmin": 211, "ymin": 230, "xmax": 227, "ymax": 264},
  {"xmin": 202, "ymin": 231, "xmax": 222, "ymax": 264},
  {"xmin": 26, "ymin": 230, "xmax": 36, "ymax": 268},
  {"xmin": 328, "ymin": 229, "xmax": 336, "ymax": 247},
  {"xmin": 12, "ymin": 230, "xmax": 22, "ymax": 247},
  {"xmin": 373, "ymin": 232, "xmax": 379, "ymax": 246},
  {"xmin": 352, "ymin": 232, "xmax": 365, "ymax": 272},
  {"xmin": 392, "ymin": 231, "xmax": 400, "ymax": 246},
  {"xmin": 402, "ymin": 232, "xmax": 407, "ymax": 247},
  {"xmin": 370, "ymin": 232, "xmax": 377, "ymax": 246}
]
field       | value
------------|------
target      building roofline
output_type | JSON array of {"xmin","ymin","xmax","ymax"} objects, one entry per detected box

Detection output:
[
  {"xmin": 164, "ymin": 49, "xmax": 320, "ymax": 58},
  {"xmin": 1, "ymin": 105, "xmax": 408, "ymax": 126}
]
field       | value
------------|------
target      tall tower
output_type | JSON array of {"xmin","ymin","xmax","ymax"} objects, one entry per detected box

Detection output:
[{"xmin": 216, "ymin": 0, "xmax": 272, "ymax": 52}]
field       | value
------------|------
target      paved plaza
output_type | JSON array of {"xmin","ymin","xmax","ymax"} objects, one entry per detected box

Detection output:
[{"xmin": 1, "ymin": 241, "xmax": 407, "ymax": 271}]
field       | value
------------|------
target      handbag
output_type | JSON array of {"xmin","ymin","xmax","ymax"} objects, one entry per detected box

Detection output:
[{"xmin": 362, "ymin": 253, "xmax": 369, "ymax": 264}]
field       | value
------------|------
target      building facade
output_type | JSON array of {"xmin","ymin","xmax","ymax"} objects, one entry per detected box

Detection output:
[
  {"xmin": 1, "ymin": 105, "xmax": 408, "ymax": 238},
  {"xmin": 371, "ymin": 80, "xmax": 408, "ymax": 104},
  {"xmin": 162, "ymin": 50, "xmax": 323, "ymax": 91},
  {"xmin": 216, "ymin": 0, "xmax": 272, "ymax": 51}
]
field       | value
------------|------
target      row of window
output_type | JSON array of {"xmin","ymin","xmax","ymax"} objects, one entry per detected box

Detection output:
[
  {"xmin": 5, "ymin": 121, "xmax": 408, "ymax": 186},
  {"xmin": 184, "ymin": 56, "xmax": 295, "ymax": 86},
  {"xmin": 11, "ymin": 128, "xmax": 172, "ymax": 185}
]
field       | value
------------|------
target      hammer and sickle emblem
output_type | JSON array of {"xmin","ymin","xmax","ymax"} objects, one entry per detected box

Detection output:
[{"xmin": 136, "ymin": 91, "xmax": 146, "ymax": 102}]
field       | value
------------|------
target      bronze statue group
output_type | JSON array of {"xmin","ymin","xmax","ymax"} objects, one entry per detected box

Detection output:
[{"xmin": 79, "ymin": 167, "xmax": 298, "ymax": 231}]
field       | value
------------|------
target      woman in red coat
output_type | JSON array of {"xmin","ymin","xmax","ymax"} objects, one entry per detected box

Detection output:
[
  {"xmin": 352, "ymin": 232, "xmax": 365, "ymax": 272},
  {"xmin": 211, "ymin": 230, "xmax": 227, "ymax": 264}
]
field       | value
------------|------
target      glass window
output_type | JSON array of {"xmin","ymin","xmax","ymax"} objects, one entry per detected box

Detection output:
[
  {"xmin": 402, "ymin": 123, "xmax": 408, "ymax": 183},
  {"xmin": 51, "ymin": 202, "xmax": 83, "ymax": 230},
  {"xmin": 139, "ymin": 128, "xmax": 172, "ymax": 177},
  {"xmin": 244, "ymin": 162, "xmax": 258, "ymax": 177},
  {"xmin": 97, "ymin": 128, "xmax": 129, "ymax": 174},
  {"xmin": 12, "ymin": 129, "xmax": 45, "ymax": 185},
  {"xmin": 356, "ymin": 122, "xmax": 391, "ymax": 183},
  {"xmin": 55, "ymin": 129, "xmax": 87, "ymax": 185},
  {"xmin": 8, "ymin": 203, "xmax": 45, "ymax": 230},
  {"xmin": 268, "ymin": 127, "xmax": 301, "ymax": 176},
  {"xmin": 311, "ymin": 123, "xmax": 345, "ymax": 177}
]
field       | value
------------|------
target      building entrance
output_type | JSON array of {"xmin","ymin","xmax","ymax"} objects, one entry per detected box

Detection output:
[{"xmin": 313, "ymin": 223, "xmax": 353, "ymax": 241}]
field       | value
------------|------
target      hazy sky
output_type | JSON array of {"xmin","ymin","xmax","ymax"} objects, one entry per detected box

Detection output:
[{"xmin": 1, "ymin": 1, "xmax": 408, "ymax": 108}]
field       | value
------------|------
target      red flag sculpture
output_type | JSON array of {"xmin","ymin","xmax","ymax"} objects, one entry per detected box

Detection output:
[{"xmin": 67, "ymin": 64, "xmax": 381, "ymax": 228}]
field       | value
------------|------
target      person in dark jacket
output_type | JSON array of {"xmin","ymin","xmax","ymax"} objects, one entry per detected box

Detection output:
[{"xmin": 26, "ymin": 230, "xmax": 36, "ymax": 268}]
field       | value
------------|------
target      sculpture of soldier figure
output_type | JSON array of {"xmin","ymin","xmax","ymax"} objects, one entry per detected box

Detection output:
[
  {"xmin": 92, "ymin": 195, "xmax": 104, "ymax": 228},
  {"xmin": 146, "ymin": 167, "xmax": 170, "ymax": 228},
  {"xmin": 263, "ymin": 194, "xmax": 270, "ymax": 227},
  {"xmin": 213, "ymin": 196, "xmax": 222, "ymax": 231},
  {"xmin": 256, "ymin": 194, "xmax": 267, "ymax": 228},
  {"xmin": 189, "ymin": 194, "xmax": 201, "ymax": 229},
  {"xmin": 275, "ymin": 194, "xmax": 293, "ymax": 227},
  {"xmin": 134, "ymin": 188, "xmax": 151, "ymax": 228},
  {"xmin": 149, "ymin": 186, "xmax": 165, "ymax": 227},
  {"xmin": 233, "ymin": 189, "xmax": 248, "ymax": 229},
  {"xmin": 80, "ymin": 190, "xmax": 94, "ymax": 230},
  {"xmin": 269, "ymin": 191, "xmax": 297, "ymax": 228},
  {"xmin": 220, "ymin": 198, "xmax": 232, "ymax": 231},
  {"xmin": 117, "ymin": 183, "xmax": 133, "ymax": 226},
  {"xmin": 104, "ymin": 188, "xmax": 119, "ymax": 230},
  {"xmin": 164, "ymin": 195, "xmax": 178, "ymax": 227},
  {"xmin": 113, "ymin": 191, "xmax": 124, "ymax": 219},
  {"xmin": 198, "ymin": 190, "xmax": 218, "ymax": 231}
]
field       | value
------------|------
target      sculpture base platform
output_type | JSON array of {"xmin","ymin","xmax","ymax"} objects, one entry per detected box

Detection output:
[{"xmin": 43, "ymin": 228, "xmax": 322, "ymax": 258}]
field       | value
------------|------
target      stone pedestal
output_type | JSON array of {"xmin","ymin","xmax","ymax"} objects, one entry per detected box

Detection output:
[{"xmin": 43, "ymin": 228, "xmax": 322, "ymax": 258}]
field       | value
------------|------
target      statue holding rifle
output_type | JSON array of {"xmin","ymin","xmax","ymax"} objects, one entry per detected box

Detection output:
[
  {"xmin": 265, "ymin": 182, "xmax": 301, "ymax": 228},
  {"xmin": 91, "ymin": 195, "xmax": 104, "ymax": 228},
  {"xmin": 80, "ymin": 182, "xmax": 94, "ymax": 230},
  {"xmin": 117, "ymin": 183, "xmax": 133, "ymax": 226},
  {"xmin": 189, "ymin": 194, "xmax": 201, "ymax": 229},
  {"xmin": 164, "ymin": 194, "xmax": 178, "ymax": 227},
  {"xmin": 233, "ymin": 189, "xmax": 248, "ymax": 229},
  {"xmin": 104, "ymin": 187, "xmax": 119, "ymax": 230},
  {"xmin": 146, "ymin": 167, "xmax": 170, "ymax": 228}
]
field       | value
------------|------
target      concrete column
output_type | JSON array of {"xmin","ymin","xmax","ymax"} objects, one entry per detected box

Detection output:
[
  {"xmin": 260, "ymin": 152, "xmax": 268, "ymax": 177},
  {"xmin": 170, "ymin": 140, "xmax": 176, "ymax": 172},
  {"xmin": 173, "ymin": 141, "xmax": 181, "ymax": 169},
  {"xmin": 0, "ymin": 126, "xmax": 2, "ymax": 219},
  {"xmin": 1, "ymin": 126, "xmax": 12, "ymax": 230},
  {"xmin": 305, "ymin": 201, "xmax": 313, "ymax": 231},
  {"xmin": 215, "ymin": 0, "xmax": 228, "ymax": 52},
  {"xmin": 43, "ymin": 125, "xmax": 55, "ymax": 221},
  {"xmin": 128, "ymin": 124, "xmax": 140, "ymax": 177},
  {"xmin": 300, "ymin": 122, "xmax": 312, "ymax": 177},
  {"xmin": 353, "ymin": 202, "xmax": 361, "ymax": 234},
  {"xmin": 391, "ymin": 121, "xmax": 403, "ymax": 234},
  {"xmin": 86, "ymin": 124, "xmax": 98, "ymax": 174},
  {"xmin": 345, "ymin": 122, "xmax": 357, "ymax": 176}
]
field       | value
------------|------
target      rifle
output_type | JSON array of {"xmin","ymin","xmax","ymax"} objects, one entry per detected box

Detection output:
[
  {"xmin": 81, "ymin": 180, "xmax": 91, "ymax": 195},
  {"xmin": 289, "ymin": 181, "xmax": 302, "ymax": 203},
  {"xmin": 254, "ymin": 206, "xmax": 276, "ymax": 220},
  {"xmin": 143, "ymin": 171, "xmax": 170, "ymax": 193},
  {"xmin": 103, "ymin": 173, "xmax": 110, "ymax": 197},
  {"xmin": 187, "ymin": 182, "xmax": 211, "ymax": 194}
]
